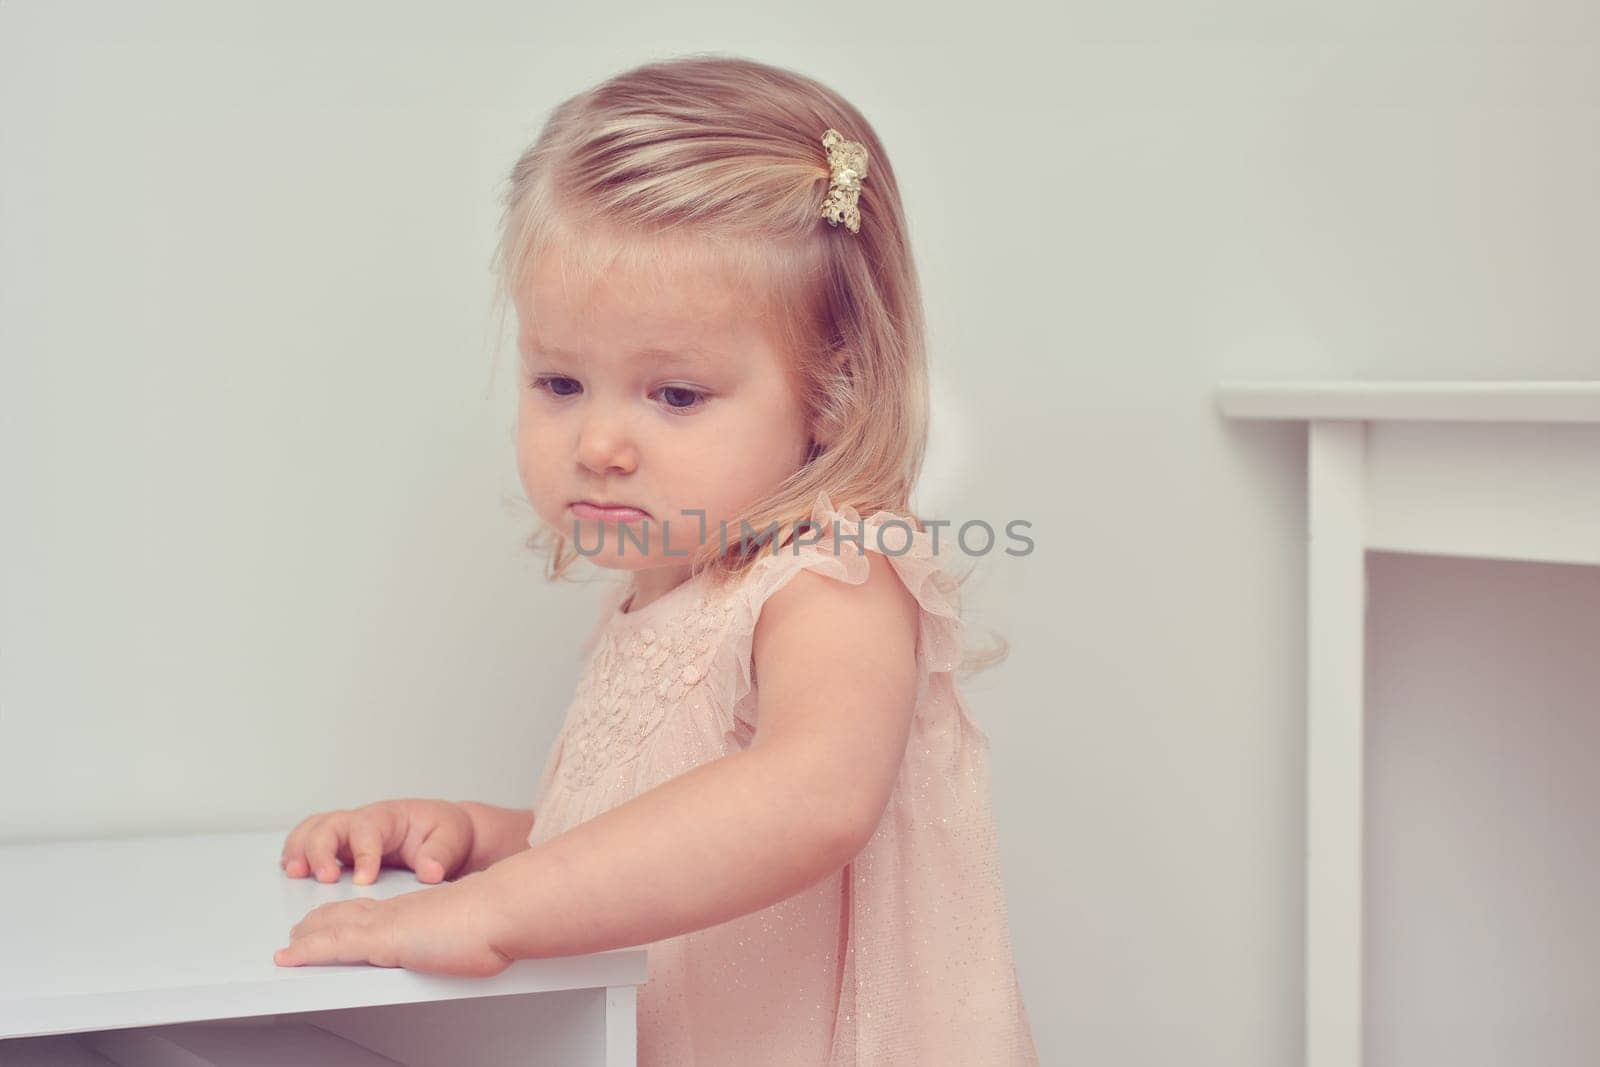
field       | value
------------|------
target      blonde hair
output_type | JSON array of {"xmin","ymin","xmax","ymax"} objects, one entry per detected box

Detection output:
[{"xmin": 487, "ymin": 53, "xmax": 1006, "ymax": 674}]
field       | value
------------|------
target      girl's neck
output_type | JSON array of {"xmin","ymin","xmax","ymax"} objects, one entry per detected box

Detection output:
[{"xmin": 623, "ymin": 564, "xmax": 697, "ymax": 615}]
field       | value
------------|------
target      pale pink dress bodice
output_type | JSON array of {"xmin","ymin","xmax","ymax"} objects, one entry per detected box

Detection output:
[{"xmin": 526, "ymin": 490, "xmax": 1039, "ymax": 1065}]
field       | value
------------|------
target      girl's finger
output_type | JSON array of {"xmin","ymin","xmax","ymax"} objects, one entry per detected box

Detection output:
[
  {"xmin": 279, "ymin": 813, "xmax": 321, "ymax": 877},
  {"xmin": 303, "ymin": 814, "xmax": 349, "ymax": 882},
  {"xmin": 399, "ymin": 812, "xmax": 468, "ymax": 883},
  {"xmin": 289, "ymin": 901, "xmax": 335, "ymax": 939},
  {"xmin": 292, "ymin": 898, "xmax": 377, "ymax": 941},
  {"xmin": 348, "ymin": 818, "xmax": 386, "ymax": 885},
  {"xmin": 275, "ymin": 925, "xmax": 362, "ymax": 967}
]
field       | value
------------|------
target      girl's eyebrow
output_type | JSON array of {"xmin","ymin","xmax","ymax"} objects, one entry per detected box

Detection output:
[{"xmin": 525, "ymin": 342, "xmax": 718, "ymax": 367}]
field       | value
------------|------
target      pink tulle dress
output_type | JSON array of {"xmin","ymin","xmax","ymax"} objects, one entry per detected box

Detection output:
[{"xmin": 525, "ymin": 490, "xmax": 1039, "ymax": 1065}]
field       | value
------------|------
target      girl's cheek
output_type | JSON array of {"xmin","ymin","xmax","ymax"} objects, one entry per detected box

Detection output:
[{"xmin": 514, "ymin": 438, "xmax": 549, "ymax": 498}]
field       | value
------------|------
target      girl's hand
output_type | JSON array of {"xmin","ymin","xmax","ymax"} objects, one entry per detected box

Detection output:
[
  {"xmin": 273, "ymin": 872, "xmax": 513, "ymax": 977},
  {"xmin": 280, "ymin": 798, "xmax": 474, "ymax": 886}
]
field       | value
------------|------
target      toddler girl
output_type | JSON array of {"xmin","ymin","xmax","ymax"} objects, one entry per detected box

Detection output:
[{"xmin": 276, "ymin": 53, "xmax": 1038, "ymax": 1066}]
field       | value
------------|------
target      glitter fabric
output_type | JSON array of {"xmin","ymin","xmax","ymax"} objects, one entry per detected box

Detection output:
[{"xmin": 527, "ymin": 489, "xmax": 1039, "ymax": 1065}]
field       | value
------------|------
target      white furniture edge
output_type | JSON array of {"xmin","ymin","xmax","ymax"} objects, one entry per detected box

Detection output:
[
  {"xmin": 1216, "ymin": 380, "xmax": 1600, "ymax": 423},
  {"xmin": 1215, "ymin": 379, "xmax": 1600, "ymax": 1067},
  {"xmin": 1, "ymin": 951, "xmax": 649, "ymax": 1039},
  {"xmin": 0, "ymin": 830, "xmax": 649, "ymax": 1046}
]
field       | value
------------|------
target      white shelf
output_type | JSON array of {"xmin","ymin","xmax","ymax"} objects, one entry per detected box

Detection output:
[
  {"xmin": 1216, "ymin": 379, "xmax": 1600, "ymax": 423},
  {"xmin": 0, "ymin": 830, "xmax": 646, "ymax": 1065}
]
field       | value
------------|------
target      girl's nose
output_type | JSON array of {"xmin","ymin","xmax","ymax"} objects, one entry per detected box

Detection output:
[{"xmin": 576, "ymin": 416, "xmax": 638, "ymax": 475}]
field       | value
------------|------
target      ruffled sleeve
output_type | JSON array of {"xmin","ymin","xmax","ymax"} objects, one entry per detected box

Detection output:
[
  {"xmin": 702, "ymin": 489, "xmax": 1040, "ymax": 1064},
  {"xmin": 699, "ymin": 489, "xmax": 973, "ymax": 737}
]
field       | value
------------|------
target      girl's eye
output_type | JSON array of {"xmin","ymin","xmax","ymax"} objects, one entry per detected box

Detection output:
[
  {"xmin": 526, "ymin": 374, "xmax": 705, "ymax": 414},
  {"xmin": 528, "ymin": 374, "xmax": 581, "ymax": 398},
  {"xmin": 656, "ymin": 386, "xmax": 705, "ymax": 413}
]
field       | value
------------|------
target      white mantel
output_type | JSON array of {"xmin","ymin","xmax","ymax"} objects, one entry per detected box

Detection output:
[
  {"xmin": 1217, "ymin": 380, "xmax": 1600, "ymax": 424},
  {"xmin": 1215, "ymin": 380, "xmax": 1600, "ymax": 1067}
]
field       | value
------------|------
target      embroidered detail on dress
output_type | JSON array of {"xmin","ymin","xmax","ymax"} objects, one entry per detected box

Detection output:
[{"xmin": 559, "ymin": 593, "xmax": 738, "ymax": 789}]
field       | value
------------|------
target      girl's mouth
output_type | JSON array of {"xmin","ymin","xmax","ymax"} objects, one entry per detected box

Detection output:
[{"xmin": 570, "ymin": 501, "xmax": 651, "ymax": 523}]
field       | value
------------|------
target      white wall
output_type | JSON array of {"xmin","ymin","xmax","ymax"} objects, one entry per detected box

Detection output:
[
  {"xmin": 1365, "ymin": 552, "xmax": 1600, "ymax": 1067},
  {"xmin": 2, "ymin": 2, "xmax": 1596, "ymax": 1064}
]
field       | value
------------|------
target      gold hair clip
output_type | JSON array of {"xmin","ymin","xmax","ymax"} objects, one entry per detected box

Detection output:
[{"xmin": 818, "ymin": 128, "xmax": 869, "ymax": 235}]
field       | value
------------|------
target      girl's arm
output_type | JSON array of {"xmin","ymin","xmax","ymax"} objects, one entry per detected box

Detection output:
[
  {"xmin": 455, "ymin": 801, "xmax": 536, "ymax": 876},
  {"xmin": 474, "ymin": 553, "xmax": 921, "ymax": 961}
]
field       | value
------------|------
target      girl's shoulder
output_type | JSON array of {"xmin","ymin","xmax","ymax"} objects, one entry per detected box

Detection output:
[{"xmin": 711, "ymin": 490, "xmax": 973, "ymax": 691}]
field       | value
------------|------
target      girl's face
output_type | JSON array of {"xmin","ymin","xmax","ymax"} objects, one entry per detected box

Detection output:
[{"xmin": 515, "ymin": 243, "xmax": 813, "ymax": 579}]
